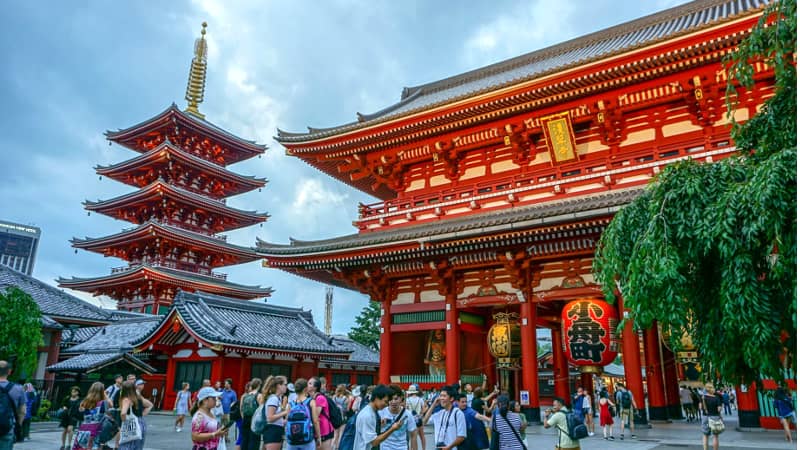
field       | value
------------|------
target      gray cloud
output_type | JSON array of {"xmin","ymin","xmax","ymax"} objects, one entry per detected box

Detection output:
[{"xmin": 2, "ymin": 0, "xmax": 688, "ymax": 334}]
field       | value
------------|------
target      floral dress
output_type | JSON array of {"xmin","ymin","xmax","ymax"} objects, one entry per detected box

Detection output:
[{"xmin": 192, "ymin": 411, "xmax": 220, "ymax": 450}]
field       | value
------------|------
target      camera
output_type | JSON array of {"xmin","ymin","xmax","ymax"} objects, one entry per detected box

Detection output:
[{"xmin": 436, "ymin": 442, "xmax": 446, "ymax": 449}]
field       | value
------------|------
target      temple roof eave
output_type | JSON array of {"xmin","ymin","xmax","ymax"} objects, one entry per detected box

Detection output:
[
  {"xmin": 274, "ymin": 0, "xmax": 768, "ymax": 145},
  {"xmin": 83, "ymin": 180, "xmax": 269, "ymax": 223},
  {"xmin": 256, "ymin": 186, "xmax": 643, "ymax": 257},
  {"xmin": 94, "ymin": 142, "xmax": 267, "ymax": 190},
  {"xmin": 106, "ymin": 104, "xmax": 266, "ymax": 155},
  {"xmin": 57, "ymin": 265, "xmax": 274, "ymax": 298},
  {"xmin": 70, "ymin": 220, "xmax": 261, "ymax": 262}
]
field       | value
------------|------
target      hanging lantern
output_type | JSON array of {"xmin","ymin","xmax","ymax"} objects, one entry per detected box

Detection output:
[
  {"xmin": 561, "ymin": 298, "xmax": 619, "ymax": 374},
  {"xmin": 487, "ymin": 312, "xmax": 521, "ymax": 369}
]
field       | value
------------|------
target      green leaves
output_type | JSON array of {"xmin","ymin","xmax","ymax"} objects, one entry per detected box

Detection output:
[
  {"xmin": 347, "ymin": 300, "xmax": 381, "ymax": 351},
  {"xmin": 594, "ymin": 0, "xmax": 796, "ymax": 384},
  {"xmin": 0, "ymin": 287, "xmax": 43, "ymax": 380}
]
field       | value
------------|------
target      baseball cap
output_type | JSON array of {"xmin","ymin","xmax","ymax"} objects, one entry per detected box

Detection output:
[
  {"xmin": 197, "ymin": 386, "xmax": 223, "ymax": 402},
  {"xmin": 135, "ymin": 379, "xmax": 145, "ymax": 386}
]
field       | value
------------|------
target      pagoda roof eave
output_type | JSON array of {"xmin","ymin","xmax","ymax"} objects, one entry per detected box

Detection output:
[
  {"xmin": 106, "ymin": 104, "xmax": 266, "ymax": 159},
  {"xmin": 83, "ymin": 180, "xmax": 269, "ymax": 224},
  {"xmin": 70, "ymin": 220, "xmax": 261, "ymax": 263},
  {"xmin": 95, "ymin": 141, "xmax": 267, "ymax": 190},
  {"xmin": 275, "ymin": 0, "xmax": 768, "ymax": 144},
  {"xmin": 58, "ymin": 264, "xmax": 274, "ymax": 298},
  {"xmin": 257, "ymin": 186, "xmax": 643, "ymax": 258}
]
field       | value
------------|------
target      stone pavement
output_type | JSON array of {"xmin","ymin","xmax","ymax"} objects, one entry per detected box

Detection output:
[{"xmin": 16, "ymin": 412, "xmax": 795, "ymax": 450}]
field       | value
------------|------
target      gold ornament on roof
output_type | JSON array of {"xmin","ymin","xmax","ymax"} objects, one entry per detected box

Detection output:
[{"xmin": 185, "ymin": 22, "xmax": 208, "ymax": 119}]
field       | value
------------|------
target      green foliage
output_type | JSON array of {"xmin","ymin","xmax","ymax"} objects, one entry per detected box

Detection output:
[
  {"xmin": 35, "ymin": 399, "xmax": 52, "ymax": 422},
  {"xmin": 348, "ymin": 300, "xmax": 381, "ymax": 351},
  {"xmin": 0, "ymin": 287, "xmax": 43, "ymax": 380},
  {"xmin": 594, "ymin": 0, "xmax": 796, "ymax": 384}
]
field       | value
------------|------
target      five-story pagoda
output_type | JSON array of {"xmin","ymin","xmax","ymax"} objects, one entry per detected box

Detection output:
[{"xmin": 59, "ymin": 23, "xmax": 273, "ymax": 314}]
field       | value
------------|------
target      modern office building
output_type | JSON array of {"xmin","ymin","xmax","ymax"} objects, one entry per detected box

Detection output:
[{"xmin": 0, "ymin": 219, "xmax": 40, "ymax": 276}]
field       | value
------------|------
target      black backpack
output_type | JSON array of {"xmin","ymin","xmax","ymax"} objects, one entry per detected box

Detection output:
[
  {"xmin": 0, "ymin": 383, "xmax": 16, "ymax": 437},
  {"xmin": 556, "ymin": 410, "xmax": 588, "ymax": 440},
  {"xmin": 620, "ymin": 391, "xmax": 632, "ymax": 408},
  {"xmin": 318, "ymin": 393, "xmax": 345, "ymax": 428}
]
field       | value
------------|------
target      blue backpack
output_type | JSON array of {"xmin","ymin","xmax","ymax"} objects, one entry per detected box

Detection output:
[
  {"xmin": 339, "ymin": 402, "xmax": 378, "ymax": 450},
  {"xmin": 286, "ymin": 398, "xmax": 314, "ymax": 444}
]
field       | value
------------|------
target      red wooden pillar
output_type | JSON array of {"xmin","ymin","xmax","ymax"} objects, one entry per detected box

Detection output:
[
  {"xmin": 581, "ymin": 372, "xmax": 594, "ymax": 400},
  {"xmin": 644, "ymin": 324, "xmax": 668, "ymax": 420},
  {"xmin": 44, "ymin": 330, "xmax": 62, "ymax": 383},
  {"xmin": 519, "ymin": 301, "xmax": 540, "ymax": 422},
  {"xmin": 378, "ymin": 299, "xmax": 392, "ymax": 384},
  {"xmin": 551, "ymin": 328, "xmax": 570, "ymax": 404},
  {"xmin": 736, "ymin": 382, "xmax": 761, "ymax": 428},
  {"xmin": 661, "ymin": 346, "xmax": 682, "ymax": 419},
  {"xmin": 618, "ymin": 296, "xmax": 647, "ymax": 424},
  {"xmin": 238, "ymin": 355, "xmax": 249, "ymax": 391},
  {"xmin": 445, "ymin": 293, "xmax": 460, "ymax": 385}
]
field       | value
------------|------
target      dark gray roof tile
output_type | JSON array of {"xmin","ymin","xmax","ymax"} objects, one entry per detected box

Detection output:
[
  {"xmin": 47, "ymin": 351, "xmax": 156, "ymax": 374},
  {"xmin": 0, "ymin": 265, "xmax": 112, "ymax": 323},
  {"xmin": 66, "ymin": 317, "xmax": 161, "ymax": 353}
]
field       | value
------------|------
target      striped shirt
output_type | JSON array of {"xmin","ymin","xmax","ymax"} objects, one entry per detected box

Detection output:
[{"xmin": 493, "ymin": 412, "xmax": 525, "ymax": 450}]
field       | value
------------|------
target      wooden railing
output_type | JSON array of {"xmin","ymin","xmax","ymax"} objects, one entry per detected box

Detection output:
[{"xmin": 355, "ymin": 135, "xmax": 734, "ymax": 230}]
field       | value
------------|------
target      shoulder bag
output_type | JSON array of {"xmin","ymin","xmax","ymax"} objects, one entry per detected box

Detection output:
[
  {"xmin": 501, "ymin": 414, "xmax": 527, "ymax": 450},
  {"xmin": 118, "ymin": 405, "xmax": 143, "ymax": 444},
  {"xmin": 702, "ymin": 396, "xmax": 725, "ymax": 434}
]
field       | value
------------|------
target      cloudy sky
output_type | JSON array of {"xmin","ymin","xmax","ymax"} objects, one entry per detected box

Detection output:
[{"xmin": 1, "ymin": 0, "xmax": 686, "ymax": 334}]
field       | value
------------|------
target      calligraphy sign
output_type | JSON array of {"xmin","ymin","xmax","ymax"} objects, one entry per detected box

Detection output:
[
  {"xmin": 561, "ymin": 298, "xmax": 619, "ymax": 367},
  {"xmin": 541, "ymin": 112, "xmax": 579, "ymax": 164}
]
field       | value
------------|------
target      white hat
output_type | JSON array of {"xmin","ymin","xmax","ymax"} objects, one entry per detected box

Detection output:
[
  {"xmin": 197, "ymin": 387, "xmax": 222, "ymax": 402},
  {"xmin": 135, "ymin": 379, "xmax": 145, "ymax": 386},
  {"xmin": 406, "ymin": 384, "xmax": 420, "ymax": 395},
  {"xmin": 287, "ymin": 383, "xmax": 295, "ymax": 393},
  {"xmin": 352, "ymin": 386, "xmax": 362, "ymax": 397}
]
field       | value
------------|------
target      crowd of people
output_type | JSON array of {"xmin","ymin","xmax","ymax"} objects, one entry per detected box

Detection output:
[{"xmin": 0, "ymin": 358, "xmax": 796, "ymax": 450}]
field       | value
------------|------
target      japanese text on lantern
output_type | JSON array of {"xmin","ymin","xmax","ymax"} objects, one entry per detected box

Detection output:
[{"xmin": 566, "ymin": 301, "xmax": 606, "ymax": 363}]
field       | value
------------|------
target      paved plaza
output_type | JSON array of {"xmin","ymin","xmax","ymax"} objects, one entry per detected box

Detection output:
[{"xmin": 16, "ymin": 412, "xmax": 794, "ymax": 450}]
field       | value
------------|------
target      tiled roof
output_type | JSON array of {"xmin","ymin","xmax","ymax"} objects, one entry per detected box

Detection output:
[
  {"xmin": 276, "ymin": 0, "xmax": 769, "ymax": 142},
  {"xmin": 66, "ymin": 316, "xmax": 161, "ymax": 353},
  {"xmin": 41, "ymin": 315, "xmax": 63, "ymax": 330},
  {"xmin": 0, "ymin": 265, "xmax": 112, "ymax": 323},
  {"xmin": 106, "ymin": 103, "xmax": 266, "ymax": 156},
  {"xmin": 328, "ymin": 335, "xmax": 379, "ymax": 365},
  {"xmin": 60, "ymin": 326, "xmax": 101, "ymax": 347},
  {"xmin": 47, "ymin": 351, "xmax": 156, "ymax": 374},
  {"xmin": 58, "ymin": 264, "xmax": 274, "ymax": 298},
  {"xmin": 257, "ymin": 187, "xmax": 642, "ymax": 255},
  {"xmin": 137, "ymin": 291, "xmax": 353, "ymax": 357}
]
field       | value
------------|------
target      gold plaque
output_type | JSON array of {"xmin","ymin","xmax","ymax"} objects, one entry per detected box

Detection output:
[{"xmin": 541, "ymin": 112, "xmax": 579, "ymax": 164}]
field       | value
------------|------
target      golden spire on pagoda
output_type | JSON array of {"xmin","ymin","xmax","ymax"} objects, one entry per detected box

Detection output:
[{"xmin": 184, "ymin": 22, "xmax": 208, "ymax": 119}]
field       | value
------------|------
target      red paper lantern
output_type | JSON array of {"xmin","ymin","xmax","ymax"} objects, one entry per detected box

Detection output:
[{"xmin": 561, "ymin": 298, "xmax": 619, "ymax": 373}]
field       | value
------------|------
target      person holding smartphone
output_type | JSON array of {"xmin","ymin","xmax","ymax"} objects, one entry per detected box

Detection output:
[
  {"xmin": 379, "ymin": 386, "xmax": 417, "ymax": 450},
  {"xmin": 423, "ymin": 387, "xmax": 466, "ymax": 450}
]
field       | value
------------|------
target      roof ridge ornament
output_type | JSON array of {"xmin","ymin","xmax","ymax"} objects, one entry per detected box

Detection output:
[{"xmin": 185, "ymin": 22, "xmax": 208, "ymax": 120}]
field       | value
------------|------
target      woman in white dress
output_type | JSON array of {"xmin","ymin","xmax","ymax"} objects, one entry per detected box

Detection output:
[{"xmin": 174, "ymin": 382, "xmax": 191, "ymax": 432}]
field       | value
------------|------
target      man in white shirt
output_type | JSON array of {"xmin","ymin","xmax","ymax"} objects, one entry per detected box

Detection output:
[
  {"xmin": 355, "ymin": 385, "xmax": 403, "ymax": 450},
  {"xmin": 423, "ymin": 387, "xmax": 466, "ymax": 450},
  {"xmin": 379, "ymin": 386, "xmax": 416, "ymax": 450}
]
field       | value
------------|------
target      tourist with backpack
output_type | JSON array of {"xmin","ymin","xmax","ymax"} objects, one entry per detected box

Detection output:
[
  {"xmin": 285, "ymin": 378, "xmax": 320, "ymax": 450},
  {"xmin": 333, "ymin": 384, "xmax": 350, "ymax": 450},
  {"xmin": 259, "ymin": 375, "xmax": 289, "ymax": 450},
  {"xmin": 238, "ymin": 378, "xmax": 262, "ymax": 450},
  {"xmin": 615, "ymin": 384, "xmax": 637, "ymax": 440},
  {"xmin": 0, "ymin": 361, "xmax": 25, "ymax": 450},
  {"xmin": 455, "ymin": 393, "xmax": 489, "ymax": 450},
  {"xmin": 310, "ymin": 377, "xmax": 341, "ymax": 450},
  {"xmin": 543, "ymin": 397, "xmax": 582, "ymax": 450}
]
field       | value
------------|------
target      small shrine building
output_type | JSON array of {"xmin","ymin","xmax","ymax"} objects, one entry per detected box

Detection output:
[{"xmin": 258, "ymin": 0, "xmax": 776, "ymax": 428}]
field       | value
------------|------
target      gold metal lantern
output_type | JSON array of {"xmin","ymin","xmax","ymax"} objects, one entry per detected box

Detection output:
[{"xmin": 487, "ymin": 312, "xmax": 522, "ymax": 369}]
